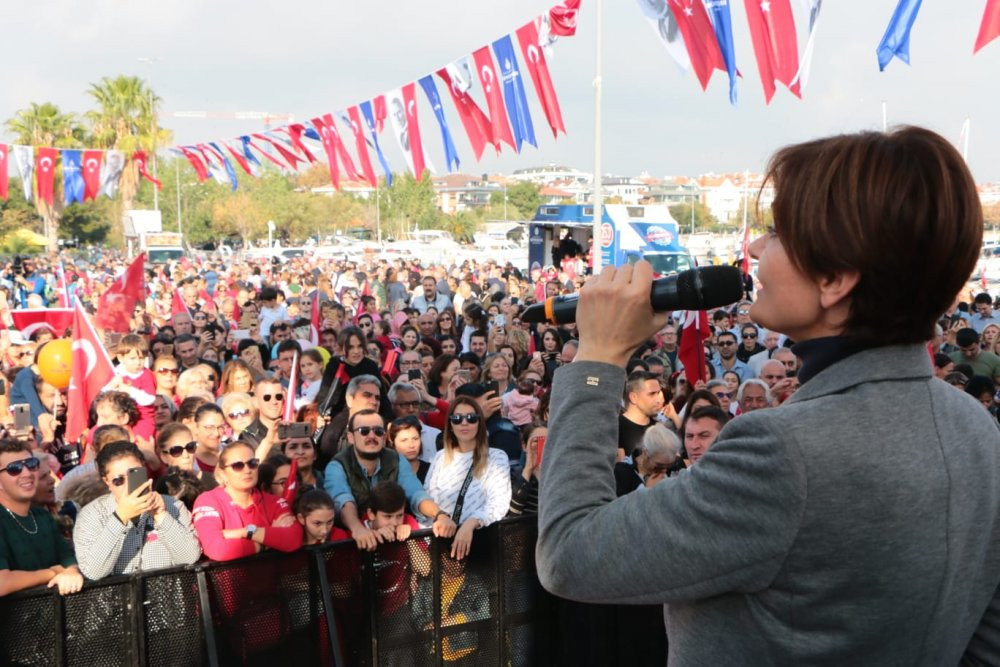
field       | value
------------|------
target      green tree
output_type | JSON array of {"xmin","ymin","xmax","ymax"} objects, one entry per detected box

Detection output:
[
  {"xmin": 489, "ymin": 181, "xmax": 541, "ymax": 219},
  {"xmin": 377, "ymin": 173, "xmax": 440, "ymax": 237},
  {"xmin": 5, "ymin": 102, "xmax": 86, "ymax": 249},
  {"xmin": 669, "ymin": 201, "xmax": 717, "ymax": 233}
]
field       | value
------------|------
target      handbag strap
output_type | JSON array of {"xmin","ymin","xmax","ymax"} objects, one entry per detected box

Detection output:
[{"xmin": 451, "ymin": 459, "xmax": 477, "ymax": 526}]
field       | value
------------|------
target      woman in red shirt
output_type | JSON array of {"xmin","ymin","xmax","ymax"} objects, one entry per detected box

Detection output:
[{"xmin": 191, "ymin": 441, "xmax": 303, "ymax": 561}]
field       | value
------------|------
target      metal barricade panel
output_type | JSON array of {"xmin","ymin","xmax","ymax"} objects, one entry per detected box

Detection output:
[
  {"xmin": 0, "ymin": 591, "xmax": 58, "ymax": 666},
  {"xmin": 63, "ymin": 582, "xmax": 130, "ymax": 667},
  {"xmin": 141, "ymin": 569, "xmax": 207, "ymax": 667}
]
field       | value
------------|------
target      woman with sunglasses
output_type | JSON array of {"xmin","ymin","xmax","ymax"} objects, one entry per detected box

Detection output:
[
  {"xmin": 191, "ymin": 441, "xmax": 303, "ymax": 561},
  {"xmin": 155, "ymin": 423, "xmax": 217, "ymax": 489},
  {"xmin": 436, "ymin": 309, "xmax": 457, "ymax": 339},
  {"xmin": 73, "ymin": 441, "xmax": 201, "ymax": 579},
  {"xmin": 152, "ymin": 356, "xmax": 180, "ymax": 404},
  {"xmin": 220, "ymin": 393, "xmax": 257, "ymax": 437},
  {"xmin": 423, "ymin": 397, "xmax": 512, "ymax": 560}
]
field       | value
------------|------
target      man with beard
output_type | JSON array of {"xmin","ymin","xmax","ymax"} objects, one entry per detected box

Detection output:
[
  {"xmin": 711, "ymin": 332, "xmax": 750, "ymax": 383},
  {"xmin": 323, "ymin": 410, "xmax": 456, "ymax": 550}
]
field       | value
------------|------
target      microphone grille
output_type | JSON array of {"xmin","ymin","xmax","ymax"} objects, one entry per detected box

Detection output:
[{"xmin": 677, "ymin": 265, "xmax": 745, "ymax": 310}]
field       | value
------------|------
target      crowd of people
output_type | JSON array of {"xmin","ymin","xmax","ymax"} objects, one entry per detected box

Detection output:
[{"xmin": 0, "ymin": 237, "xmax": 996, "ymax": 657}]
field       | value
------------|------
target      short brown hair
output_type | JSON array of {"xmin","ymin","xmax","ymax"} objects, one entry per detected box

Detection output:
[
  {"xmin": 115, "ymin": 333, "xmax": 148, "ymax": 357},
  {"xmin": 763, "ymin": 126, "xmax": 982, "ymax": 347}
]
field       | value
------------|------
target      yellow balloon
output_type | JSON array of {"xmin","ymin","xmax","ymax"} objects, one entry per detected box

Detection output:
[{"xmin": 37, "ymin": 338, "xmax": 73, "ymax": 389}]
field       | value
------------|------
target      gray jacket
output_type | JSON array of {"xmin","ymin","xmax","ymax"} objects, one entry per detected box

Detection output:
[{"xmin": 538, "ymin": 345, "xmax": 1000, "ymax": 665}]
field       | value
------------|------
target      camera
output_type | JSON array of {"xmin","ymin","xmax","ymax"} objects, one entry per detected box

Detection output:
[{"xmin": 12, "ymin": 255, "xmax": 23, "ymax": 277}]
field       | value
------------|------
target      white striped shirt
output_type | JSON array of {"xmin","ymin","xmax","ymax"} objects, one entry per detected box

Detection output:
[{"xmin": 424, "ymin": 448, "xmax": 511, "ymax": 527}]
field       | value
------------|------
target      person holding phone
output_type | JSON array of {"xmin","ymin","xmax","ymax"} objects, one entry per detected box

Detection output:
[
  {"xmin": 72, "ymin": 441, "xmax": 201, "ymax": 579},
  {"xmin": 508, "ymin": 424, "xmax": 545, "ymax": 516}
]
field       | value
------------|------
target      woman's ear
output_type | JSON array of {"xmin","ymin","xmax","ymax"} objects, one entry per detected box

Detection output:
[{"xmin": 818, "ymin": 271, "xmax": 860, "ymax": 310}]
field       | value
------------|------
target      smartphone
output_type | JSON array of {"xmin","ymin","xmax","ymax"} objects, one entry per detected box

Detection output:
[
  {"xmin": 485, "ymin": 380, "xmax": 500, "ymax": 397},
  {"xmin": 127, "ymin": 466, "xmax": 149, "ymax": 496},
  {"xmin": 407, "ymin": 369, "xmax": 422, "ymax": 381},
  {"xmin": 494, "ymin": 314, "xmax": 506, "ymax": 328},
  {"xmin": 535, "ymin": 435, "xmax": 546, "ymax": 466},
  {"xmin": 10, "ymin": 404, "xmax": 30, "ymax": 434},
  {"xmin": 454, "ymin": 369, "xmax": 472, "ymax": 383},
  {"xmin": 278, "ymin": 422, "xmax": 311, "ymax": 440},
  {"xmin": 786, "ymin": 369, "xmax": 798, "ymax": 378},
  {"xmin": 232, "ymin": 329, "xmax": 251, "ymax": 341}
]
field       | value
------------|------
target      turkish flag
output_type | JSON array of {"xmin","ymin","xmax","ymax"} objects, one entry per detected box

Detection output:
[
  {"xmin": 473, "ymin": 47, "xmax": 516, "ymax": 153},
  {"xmin": 10, "ymin": 308, "xmax": 74, "ymax": 337},
  {"xmin": 284, "ymin": 352, "xmax": 299, "ymax": 422},
  {"xmin": 133, "ymin": 151, "xmax": 162, "ymax": 190},
  {"xmin": 35, "ymin": 147, "xmax": 57, "ymax": 206},
  {"xmin": 95, "ymin": 253, "xmax": 146, "ymax": 333},
  {"xmin": 549, "ymin": 0, "xmax": 581, "ymax": 37},
  {"xmin": 744, "ymin": 0, "xmax": 801, "ymax": 103},
  {"xmin": 82, "ymin": 150, "xmax": 103, "ymax": 201},
  {"xmin": 66, "ymin": 301, "xmax": 115, "ymax": 444},
  {"xmin": 669, "ymin": 0, "xmax": 728, "ymax": 91},
  {"xmin": 179, "ymin": 147, "xmax": 210, "ymax": 182},
  {"xmin": 282, "ymin": 458, "xmax": 299, "ymax": 504},
  {"xmin": 975, "ymin": 0, "xmax": 1000, "ymax": 53},
  {"xmin": 436, "ymin": 67, "xmax": 494, "ymax": 162},
  {"xmin": 310, "ymin": 114, "xmax": 344, "ymax": 190},
  {"xmin": 0, "ymin": 144, "xmax": 8, "ymax": 201},
  {"xmin": 172, "ymin": 288, "xmax": 191, "ymax": 317},
  {"xmin": 310, "ymin": 290, "xmax": 321, "ymax": 345},
  {"xmin": 373, "ymin": 96, "xmax": 388, "ymax": 134},
  {"xmin": 401, "ymin": 83, "xmax": 428, "ymax": 179},
  {"xmin": 247, "ymin": 137, "xmax": 289, "ymax": 170},
  {"xmin": 347, "ymin": 107, "xmax": 378, "ymax": 187},
  {"xmin": 285, "ymin": 124, "xmax": 318, "ymax": 164},
  {"xmin": 516, "ymin": 21, "xmax": 566, "ymax": 138},
  {"xmin": 252, "ymin": 133, "xmax": 303, "ymax": 171},
  {"xmin": 678, "ymin": 309, "xmax": 712, "ymax": 386}
]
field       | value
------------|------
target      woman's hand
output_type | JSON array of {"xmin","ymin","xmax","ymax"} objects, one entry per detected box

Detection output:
[
  {"xmin": 450, "ymin": 519, "xmax": 478, "ymax": 560},
  {"xmin": 273, "ymin": 513, "xmax": 297, "ymax": 528},
  {"xmin": 114, "ymin": 482, "xmax": 155, "ymax": 523},
  {"xmin": 432, "ymin": 513, "xmax": 456, "ymax": 538}
]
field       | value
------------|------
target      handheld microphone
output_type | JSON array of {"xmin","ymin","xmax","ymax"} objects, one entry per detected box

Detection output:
[{"xmin": 521, "ymin": 265, "xmax": 745, "ymax": 325}]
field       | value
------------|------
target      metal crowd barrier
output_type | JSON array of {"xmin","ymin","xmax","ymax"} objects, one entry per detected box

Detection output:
[{"xmin": 0, "ymin": 515, "xmax": 554, "ymax": 667}]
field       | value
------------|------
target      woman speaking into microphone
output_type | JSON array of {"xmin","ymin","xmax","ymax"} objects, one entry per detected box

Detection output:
[{"xmin": 537, "ymin": 127, "xmax": 1000, "ymax": 664}]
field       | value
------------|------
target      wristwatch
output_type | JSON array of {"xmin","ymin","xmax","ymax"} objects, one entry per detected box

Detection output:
[{"xmin": 245, "ymin": 524, "xmax": 258, "ymax": 540}]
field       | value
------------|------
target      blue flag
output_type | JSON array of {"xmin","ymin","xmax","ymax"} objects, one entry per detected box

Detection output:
[
  {"xmin": 303, "ymin": 127, "xmax": 321, "ymax": 142},
  {"xmin": 210, "ymin": 142, "xmax": 238, "ymax": 191},
  {"xmin": 62, "ymin": 150, "xmax": 84, "ymax": 205},
  {"xmin": 360, "ymin": 100, "xmax": 393, "ymax": 187},
  {"xmin": 492, "ymin": 35, "xmax": 537, "ymax": 153},
  {"xmin": 705, "ymin": 0, "xmax": 739, "ymax": 105},
  {"xmin": 418, "ymin": 76, "xmax": 461, "ymax": 172},
  {"xmin": 239, "ymin": 136, "xmax": 263, "ymax": 172},
  {"xmin": 876, "ymin": 0, "xmax": 923, "ymax": 71}
]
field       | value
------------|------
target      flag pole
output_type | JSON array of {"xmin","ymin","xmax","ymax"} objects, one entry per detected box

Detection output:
[
  {"xmin": 591, "ymin": 0, "xmax": 604, "ymax": 273},
  {"xmin": 881, "ymin": 100, "xmax": 887, "ymax": 132}
]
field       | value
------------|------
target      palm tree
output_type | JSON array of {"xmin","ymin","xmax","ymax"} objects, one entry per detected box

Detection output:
[
  {"xmin": 5, "ymin": 102, "xmax": 86, "ymax": 248},
  {"xmin": 86, "ymin": 75, "xmax": 171, "ymax": 215}
]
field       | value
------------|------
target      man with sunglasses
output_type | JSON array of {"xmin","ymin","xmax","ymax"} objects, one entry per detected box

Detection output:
[
  {"xmin": 240, "ymin": 379, "xmax": 286, "ymax": 458},
  {"xmin": 0, "ymin": 438, "xmax": 82, "ymax": 596},
  {"xmin": 324, "ymin": 409, "xmax": 456, "ymax": 551},
  {"xmin": 710, "ymin": 332, "xmax": 750, "ymax": 383},
  {"xmin": 388, "ymin": 382, "xmax": 442, "ymax": 464}
]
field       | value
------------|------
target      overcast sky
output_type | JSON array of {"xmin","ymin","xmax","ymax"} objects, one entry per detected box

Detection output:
[{"xmin": 4, "ymin": 1, "xmax": 999, "ymax": 183}]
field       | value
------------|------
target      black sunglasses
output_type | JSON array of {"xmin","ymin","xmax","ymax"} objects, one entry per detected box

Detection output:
[
  {"xmin": 352, "ymin": 426, "xmax": 386, "ymax": 437},
  {"xmin": 262, "ymin": 393, "xmax": 285, "ymax": 402},
  {"xmin": 448, "ymin": 413, "xmax": 481, "ymax": 425},
  {"xmin": 223, "ymin": 458, "xmax": 260, "ymax": 472},
  {"xmin": 163, "ymin": 441, "xmax": 198, "ymax": 457},
  {"xmin": 1, "ymin": 456, "xmax": 39, "ymax": 476},
  {"xmin": 228, "ymin": 408, "xmax": 252, "ymax": 420}
]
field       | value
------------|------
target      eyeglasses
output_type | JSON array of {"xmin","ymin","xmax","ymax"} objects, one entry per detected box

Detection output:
[
  {"xmin": 223, "ymin": 458, "xmax": 260, "ymax": 471},
  {"xmin": 352, "ymin": 426, "xmax": 386, "ymax": 437},
  {"xmin": 0, "ymin": 456, "xmax": 39, "ymax": 476},
  {"xmin": 109, "ymin": 474, "xmax": 129, "ymax": 487},
  {"xmin": 199, "ymin": 423, "xmax": 227, "ymax": 432},
  {"xmin": 204, "ymin": 375, "xmax": 217, "ymax": 382},
  {"xmin": 393, "ymin": 401, "xmax": 421, "ymax": 409},
  {"xmin": 737, "ymin": 310, "xmax": 750, "ymax": 315},
  {"xmin": 15, "ymin": 351, "xmax": 33, "ymax": 359},
  {"xmin": 717, "ymin": 341, "xmax": 736, "ymax": 347},
  {"xmin": 448, "ymin": 413, "xmax": 481, "ymax": 425},
  {"xmin": 262, "ymin": 393, "xmax": 285, "ymax": 402},
  {"xmin": 712, "ymin": 391, "xmax": 733, "ymax": 399},
  {"xmin": 163, "ymin": 441, "xmax": 198, "ymax": 457},
  {"xmin": 438, "ymin": 317, "xmax": 452, "ymax": 322},
  {"xmin": 742, "ymin": 333, "xmax": 757, "ymax": 339},
  {"xmin": 156, "ymin": 367, "xmax": 180, "ymax": 375},
  {"xmin": 228, "ymin": 408, "xmax": 252, "ymax": 420}
]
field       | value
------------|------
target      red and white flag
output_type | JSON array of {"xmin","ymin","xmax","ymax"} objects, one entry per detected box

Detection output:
[
  {"xmin": 473, "ymin": 47, "xmax": 516, "ymax": 153},
  {"xmin": 10, "ymin": 309, "xmax": 74, "ymax": 338},
  {"xmin": 975, "ymin": 0, "xmax": 1000, "ymax": 53},
  {"xmin": 35, "ymin": 147, "xmax": 57, "ymax": 206},
  {"xmin": 310, "ymin": 114, "xmax": 345, "ymax": 189},
  {"xmin": 179, "ymin": 147, "xmax": 210, "ymax": 182},
  {"xmin": 346, "ymin": 106, "xmax": 378, "ymax": 187},
  {"xmin": 252, "ymin": 133, "xmax": 304, "ymax": 171},
  {"xmin": 82, "ymin": 150, "xmax": 103, "ymax": 201},
  {"xmin": 549, "ymin": 0, "xmax": 581, "ymax": 36},
  {"xmin": 285, "ymin": 124, "xmax": 319, "ymax": 164},
  {"xmin": 66, "ymin": 301, "xmax": 115, "ymax": 444},
  {"xmin": 283, "ymin": 352, "xmax": 299, "ymax": 422},
  {"xmin": 402, "ymin": 83, "xmax": 429, "ymax": 178},
  {"xmin": 0, "ymin": 144, "xmax": 8, "ymax": 201},
  {"xmin": 225, "ymin": 142, "xmax": 257, "ymax": 177},
  {"xmin": 982, "ymin": 267, "xmax": 989, "ymax": 290},
  {"xmin": 247, "ymin": 137, "xmax": 289, "ymax": 171},
  {"xmin": 56, "ymin": 261, "xmax": 71, "ymax": 308},
  {"xmin": 678, "ymin": 309, "xmax": 712, "ymax": 387},
  {"xmin": 668, "ymin": 0, "xmax": 728, "ymax": 91},
  {"xmin": 95, "ymin": 253, "xmax": 146, "ymax": 333},
  {"xmin": 282, "ymin": 458, "xmax": 299, "ymax": 504},
  {"xmin": 744, "ymin": 0, "xmax": 801, "ymax": 103},
  {"xmin": 436, "ymin": 67, "xmax": 494, "ymax": 161},
  {"xmin": 516, "ymin": 21, "xmax": 566, "ymax": 138},
  {"xmin": 172, "ymin": 288, "xmax": 191, "ymax": 317},
  {"xmin": 132, "ymin": 151, "xmax": 162, "ymax": 190},
  {"xmin": 310, "ymin": 292, "xmax": 321, "ymax": 345}
]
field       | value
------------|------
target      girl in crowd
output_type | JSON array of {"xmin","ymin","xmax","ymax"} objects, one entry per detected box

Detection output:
[
  {"xmin": 439, "ymin": 335, "xmax": 459, "ymax": 357},
  {"xmin": 155, "ymin": 423, "xmax": 217, "ymax": 489},
  {"xmin": 427, "ymin": 354, "xmax": 460, "ymax": 399},
  {"xmin": 509, "ymin": 423, "xmax": 546, "ymax": 516},
  {"xmin": 424, "ymin": 398, "xmax": 512, "ymax": 560},
  {"xmin": 388, "ymin": 415, "xmax": 429, "ymax": 484},
  {"xmin": 152, "ymin": 356, "xmax": 180, "ymax": 403},
  {"xmin": 294, "ymin": 489, "xmax": 342, "ymax": 545},
  {"xmin": 192, "ymin": 404, "xmax": 227, "ymax": 474},
  {"xmin": 192, "ymin": 441, "xmax": 303, "ymax": 561},
  {"xmin": 219, "ymin": 359, "xmax": 255, "ymax": 396},
  {"xmin": 539, "ymin": 329, "xmax": 563, "ymax": 376},
  {"xmin": 298, "ymin": 349, "xmax": 325, "ymax": 405},
  {"xmin": 437, "ymin": 309, "xmax": 457, "ymax": 339},
  {"xmin": 400, "ymin": 326, "xmax": 421, "ymax": 352},
  {"xmin": 153, "ymin": 394, "xmax": 176, "ymax": 430},
  {"xmin": 258, "ymin": 454, "xmax": 294, "ymax": 496}
]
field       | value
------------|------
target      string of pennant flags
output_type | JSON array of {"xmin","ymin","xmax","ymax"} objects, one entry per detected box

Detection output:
[{"xmin": 0, "ymin": 0, "xmax": 580, "ymax": 206}]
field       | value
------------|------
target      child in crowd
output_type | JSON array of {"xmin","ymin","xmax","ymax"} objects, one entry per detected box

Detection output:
[
  {"xmin": 107, "ymin": 334, "xmax": 157, "ymax": 442},
  {"xmin": 295, "ymin": 489, "xmax": 349, "ymax": 545},
  {"xmin": 365, "ymin": 480, "xmax": 420, "ymax": 542}
]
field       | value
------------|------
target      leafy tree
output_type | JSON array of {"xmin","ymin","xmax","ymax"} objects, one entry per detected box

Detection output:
[
  {"xmin": 669, "ymin": 201, "xmax": 717, "ymax": 233},
  {"xmin": 489, "ymin": 181, "xmax": 541, "ymax": 219}
]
